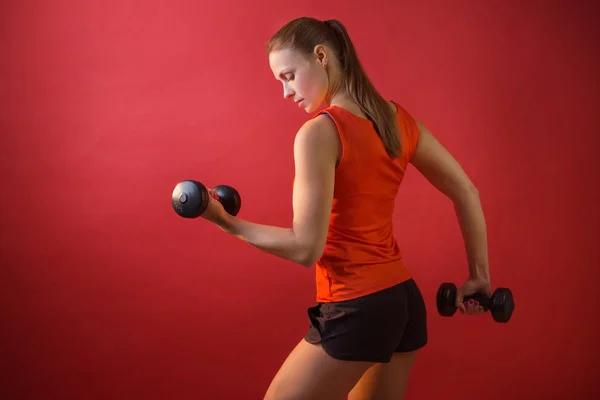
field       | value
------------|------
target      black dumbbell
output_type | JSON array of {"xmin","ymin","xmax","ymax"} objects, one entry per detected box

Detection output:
[
  {"xmin": 436, "ymin": 282, "xmax": 515, "ymax": 323},
  {"xmin": 171, "ymin": 180, "xmax": 241, "ymax": 218}
]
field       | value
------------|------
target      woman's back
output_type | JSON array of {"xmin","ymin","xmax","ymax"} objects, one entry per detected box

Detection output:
[{"xmin": 312, "ymin": 101, "xmax": 421, "ymax": 302}]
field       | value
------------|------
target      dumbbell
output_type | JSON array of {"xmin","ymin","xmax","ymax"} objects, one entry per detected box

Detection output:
[
  {"xmin": 171, "ymin": 180, "xmax": 241, "ymax": 218},
  {"xmin": 436, "ymin": 282, "xmax": 515, "ymax": 323}
]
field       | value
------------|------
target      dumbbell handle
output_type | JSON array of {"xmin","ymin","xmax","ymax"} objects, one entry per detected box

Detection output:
[{"xmin": 462, "ymin": 293, "xmax": 492, "ymax": 310}]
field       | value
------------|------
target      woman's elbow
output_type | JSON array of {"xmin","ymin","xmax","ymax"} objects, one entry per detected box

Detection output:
[
  {"xmin": 466, "ymin": 184, "xmax": 479, "ymax": 197},
  {"xmin": 299, "ymin": 253, "xmax": 320, "ymax": 268},
  {"xmin": 298, "ymin": 244, "xmax": 324, "ymax": 267},
  {"xmin": 454, "ymin": 184, "xmax": 480, "ymax": 206},
  {"xmin": 298, "ymin": 258, "xmax": 315, "ymax": 268}
]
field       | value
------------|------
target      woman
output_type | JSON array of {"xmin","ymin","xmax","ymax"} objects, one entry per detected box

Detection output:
[{"xmin": 200, "ymin": 17, "xmax": 492, "ymax": 400}]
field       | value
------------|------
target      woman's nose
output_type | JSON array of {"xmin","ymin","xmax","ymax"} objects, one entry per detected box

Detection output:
[{"xmin": 283, "ymin": 85, "xmax": 294, "ymax": 99}]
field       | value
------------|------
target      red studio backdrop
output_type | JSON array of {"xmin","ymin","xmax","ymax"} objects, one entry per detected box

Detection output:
[{"xmin": 1, "ymin": 1, "xmax": 598, "ymax": 399}]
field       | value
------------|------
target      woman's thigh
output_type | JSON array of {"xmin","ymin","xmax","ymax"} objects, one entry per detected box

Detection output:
[
  {"xmin": 264, "ymin": 338, "xmax": 374, "ymax": 400},
  {"xmin": 347, "ymin": 350, "xmax": 418, "ymax": 400}
]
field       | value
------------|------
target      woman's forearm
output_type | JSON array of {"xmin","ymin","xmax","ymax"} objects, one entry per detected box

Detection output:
[
  {"xmin": 220, "ymin": 216, "xmax": 313, "ymax": 267},
  {"xmin": 453, "ymin": 188, "xmax": 490, "ymax": 281}
]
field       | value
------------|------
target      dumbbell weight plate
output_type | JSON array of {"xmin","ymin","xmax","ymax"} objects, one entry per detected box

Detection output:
[
  {"xmin": 214, "ymin": 185, "xmax": 242, "ymax": 216},
  {"xmin": 436, "ymin": 282, "xmax": 458, "ymax": 317},
  {"xmin": 172, "ymin": 180, "xmax": 209, "ymax": 218},
  {"xmin": 492, "ymin": 287, "xmax": 514, "ymax": 323}
]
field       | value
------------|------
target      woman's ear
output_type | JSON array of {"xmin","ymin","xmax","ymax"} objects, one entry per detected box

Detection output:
[{"xmin": 313, "ymin": 44, "xmax": 328, "ymax": 67}]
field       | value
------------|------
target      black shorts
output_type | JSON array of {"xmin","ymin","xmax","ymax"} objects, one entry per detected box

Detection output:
[{"xmin": 304, "ymin": 278, "xmax": 427, "ymax": 363}]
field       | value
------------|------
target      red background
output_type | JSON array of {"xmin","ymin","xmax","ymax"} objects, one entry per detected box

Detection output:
[{"xmin": 1, "ymin": 1, "xmax": 599, "ymax": 398}]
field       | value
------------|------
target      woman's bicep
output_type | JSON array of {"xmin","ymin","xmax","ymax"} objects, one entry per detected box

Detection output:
[{"xmin": 291, "ymin": 117, "xmax": 338, "ymax": 264}]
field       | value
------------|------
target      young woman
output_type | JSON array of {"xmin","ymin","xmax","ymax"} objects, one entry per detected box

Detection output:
[{"xmin": 200, "ymin": 17, "xmax": 492, "ymax": 400}]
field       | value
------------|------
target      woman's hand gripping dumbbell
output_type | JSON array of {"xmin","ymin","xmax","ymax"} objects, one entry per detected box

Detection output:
[{"xmin": 436, "ymin": 281, "xmax": 515, "ymax": 323}]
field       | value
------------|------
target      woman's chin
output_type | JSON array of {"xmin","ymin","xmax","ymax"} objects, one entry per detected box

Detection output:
[{"xmin": 302, "ymin": 102, "xmax": 319, "ymax": 113}]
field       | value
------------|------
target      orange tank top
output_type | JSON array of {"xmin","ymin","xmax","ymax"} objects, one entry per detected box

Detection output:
[{"xmin": 310, "ymin": 101, "xmax": 421, "ymax": 302}]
